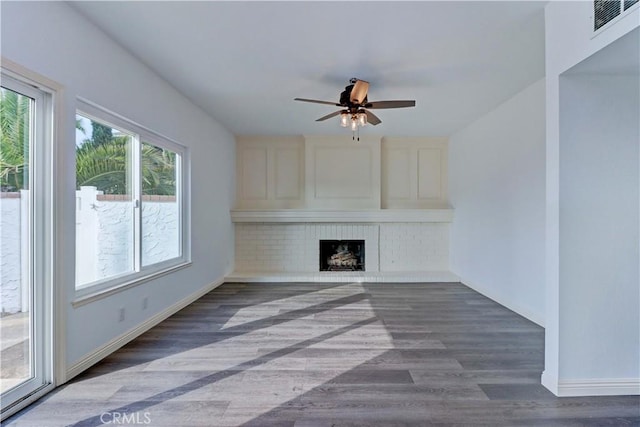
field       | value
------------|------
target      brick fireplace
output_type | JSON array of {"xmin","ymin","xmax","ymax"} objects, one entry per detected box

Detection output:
[
  {"xmin": 229, "ymin": 210, "xmax": 455, "ymax": 282},
  {"xmin": 230, "ymin": 135, "xmax": 456, "ymax": 282}
]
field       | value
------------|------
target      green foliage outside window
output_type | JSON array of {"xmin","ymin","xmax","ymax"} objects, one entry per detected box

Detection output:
[
  {"xmin": 0, "ymin": 88, "xmax": 176, "ymax": 195},
  {"xmin": 75, "ymin": 118, "xmax": 177, "ymax": 196},
  {"xmin": 0, "ymin": 88, "xmax": 30, "ymax": 192}
]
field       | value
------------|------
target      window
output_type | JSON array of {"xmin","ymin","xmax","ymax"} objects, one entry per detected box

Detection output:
[
  {"xmin": 141, "ymin": 141, "xmax": 180, "ymax": 266},
  {"xmin": 75, "ymin": 100, "xmax": 189, "ymax": 296}
]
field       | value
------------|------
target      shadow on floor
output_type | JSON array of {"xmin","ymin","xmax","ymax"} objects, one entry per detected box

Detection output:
[{"xmin": 6, "ymin": 282, "xmax": 640, "ymax": 426}]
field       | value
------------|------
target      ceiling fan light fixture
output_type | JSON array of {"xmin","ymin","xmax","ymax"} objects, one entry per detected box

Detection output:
[
  {"xmin": 340, "ymin": 111, "xmax": 350, "ymax": 127},
  {"xmin": 357, "ymin": 111, "xmax": 367, "ymax": 126},
  {"xmin": 295, "ymin": 78, "xmax": 415, "ymax": 135}
]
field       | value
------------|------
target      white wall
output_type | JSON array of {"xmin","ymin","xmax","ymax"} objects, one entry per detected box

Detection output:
[
  {"xmin": 1, "ymin": 2, "xmax": 235, "ymax": 373},
  {"xmin": 545, "ymin": 1, "xmax": 640, "ymax": 81},
  {"xmin": 559, "ymin": 74, "xmax": 639, "ymax": 384},
  {"xmin": 449, "ymin": 79, "xmax": 546, "ymax": 326},
  {"xmin": 544, "ymin": 1, "xmax": 639, "ymax": 396}
]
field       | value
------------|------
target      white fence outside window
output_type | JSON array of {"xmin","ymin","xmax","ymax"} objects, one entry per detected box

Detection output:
[{"xmin": 0, "ymin": 187, "xmax": 178, "ymax": 313}]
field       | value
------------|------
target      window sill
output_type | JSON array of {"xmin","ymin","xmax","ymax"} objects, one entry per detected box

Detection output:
[{"xmin": 71, "ymin": 261, "xmax": 192, "ymax": 308}]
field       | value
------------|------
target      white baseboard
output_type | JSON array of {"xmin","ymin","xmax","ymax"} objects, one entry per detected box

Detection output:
[
  {"xmin": 557, "ymin": 378, "xmax": 640, "ymax": 396},
  {"xmin": 541, "ymin": 370, "xmax": 558, "ymax": 394},
  {"xmin": 65, "ymin": 278, "xmax": 224, "ymax": 382},
  {"xmin": 226, "ymin": 270, "xmax": 460, "ymax": 283},
  {"xmin": 457, "ymin": 276, "xmax": 545, "ymax": 327}
]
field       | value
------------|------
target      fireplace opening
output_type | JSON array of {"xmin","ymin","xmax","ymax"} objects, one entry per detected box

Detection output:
[{"xmin": 319, "ymin": 240, "xmax": 365, "ymax": 271}]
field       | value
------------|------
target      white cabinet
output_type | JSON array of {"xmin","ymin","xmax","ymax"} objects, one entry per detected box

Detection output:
[
  {"xmin": 382, "ymin": 137, "xmax": 448, "ymax": 208},
  {"xmin": 236, "ymin": 136, "xmax": 305, "ymax": 208},
  {"xmin": 235, "ymin": 135, "xmax": 449, "ymax": 209}
]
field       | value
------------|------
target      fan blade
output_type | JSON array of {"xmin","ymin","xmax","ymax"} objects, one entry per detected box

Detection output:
[
  {"xmin": 365, "ymin": 110, "xmax": 382, "ymax": 125},
  {"xmin": 350, "ymin": 80, "xmax": 369, "ymax": 104},
  {"xmin": 294, "ymin": 98, "xmax": 341, "ymax": 106},
  {"xmin": 316, "ymin": 110, "xmax": 342, "ymax": 122},
  {"xmin": 365, "ymin": 100, "xmax": 416, "ymax": 109}
]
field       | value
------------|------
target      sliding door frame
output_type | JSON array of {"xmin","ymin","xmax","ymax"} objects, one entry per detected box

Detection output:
[{"xmin": 1, "ymin": 58, "xmax": 64, "ymax": 421}]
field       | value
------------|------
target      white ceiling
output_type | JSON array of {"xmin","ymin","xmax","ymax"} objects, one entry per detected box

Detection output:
[{"xmin": 71, "ymin": 1, "xmax": 546, "ymax": 137}]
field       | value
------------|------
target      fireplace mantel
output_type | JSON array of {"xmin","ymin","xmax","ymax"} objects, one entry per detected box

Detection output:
[{"xmin": 230, "ymin": 209, "xmax": 453, "ymax": 223}]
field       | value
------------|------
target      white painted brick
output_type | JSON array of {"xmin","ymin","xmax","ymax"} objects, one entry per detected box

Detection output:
[{"xmin": 233, "ymin": 221, "xmax": 448, "ymax": 273}]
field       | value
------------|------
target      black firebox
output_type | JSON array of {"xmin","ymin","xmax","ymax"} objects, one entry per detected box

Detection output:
[{"xmin": 319, "ymin": 240, "xmax": 365, "ymax": 271}]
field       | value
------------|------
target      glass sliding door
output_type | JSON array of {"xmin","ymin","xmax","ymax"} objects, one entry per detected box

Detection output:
[{"xmin": 1, "ymin": 75, "xmax": 52, "ymax": 418}]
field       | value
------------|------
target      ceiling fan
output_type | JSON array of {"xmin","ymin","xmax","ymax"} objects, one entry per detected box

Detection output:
[{"xmin": 294, "ymin": 78, "xmax": 416, "ymax": 131}]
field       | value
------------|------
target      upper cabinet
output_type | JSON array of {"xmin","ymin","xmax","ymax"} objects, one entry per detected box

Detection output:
[
  {"xmin": 304, "ymin": 136, "xmax": 381, "ymax": 209},
  {"xmin": 382, "ymin": 137, "xmax": 449, "ymax": 209},
  {"xmin": 235, "ymin": 135, "xmax": 449, "ymax": 210},
  {"xmin": 236, "ymin": 136, "xmax": 305, "ymax": 209}
]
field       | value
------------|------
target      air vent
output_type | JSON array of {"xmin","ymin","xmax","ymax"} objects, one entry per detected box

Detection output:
[
  {"xmin": 594, "ymin": 0, "xmax": 621, "ymax": 31},
  {"xmin": 594, "ymin": 0, "xmax": 638, "ymax": 31}
]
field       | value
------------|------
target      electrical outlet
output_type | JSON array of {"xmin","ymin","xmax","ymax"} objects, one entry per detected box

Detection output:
[
  {"xmin": 118, "ymin": 307, "xmax": 125, "ymax": 322},
  {"xmin": 142, "ymin": 297, "xmax": 148, "ymax": 310}
]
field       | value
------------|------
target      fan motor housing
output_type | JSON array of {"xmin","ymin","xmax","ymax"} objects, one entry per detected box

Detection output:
[
  {"xmin": 340, "ymin": 85, "xmax": 367, "ymax": 107},
  {"xmin": 339, "ymin": 85, "xmax": 353, "ymax": 105}
]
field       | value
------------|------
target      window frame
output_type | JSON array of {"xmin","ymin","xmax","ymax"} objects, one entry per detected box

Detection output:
[{"xmin": 73, "ymin": 99, "xmax": 191, "ymax": 303}]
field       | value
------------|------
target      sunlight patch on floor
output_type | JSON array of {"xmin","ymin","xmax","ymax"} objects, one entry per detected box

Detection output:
[
  {"xmin": 218, "ymin": 282, "xmax": 372, "ymax": 330},
  {"xmin": 134, "ymin": 283, "xmax": 395, "ymax": 424}
]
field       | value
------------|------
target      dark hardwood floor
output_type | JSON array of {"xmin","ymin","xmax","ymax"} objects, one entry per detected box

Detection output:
[{"xmin": 5, "ymin": 282, "xmax": 640, "ymax": 426}]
